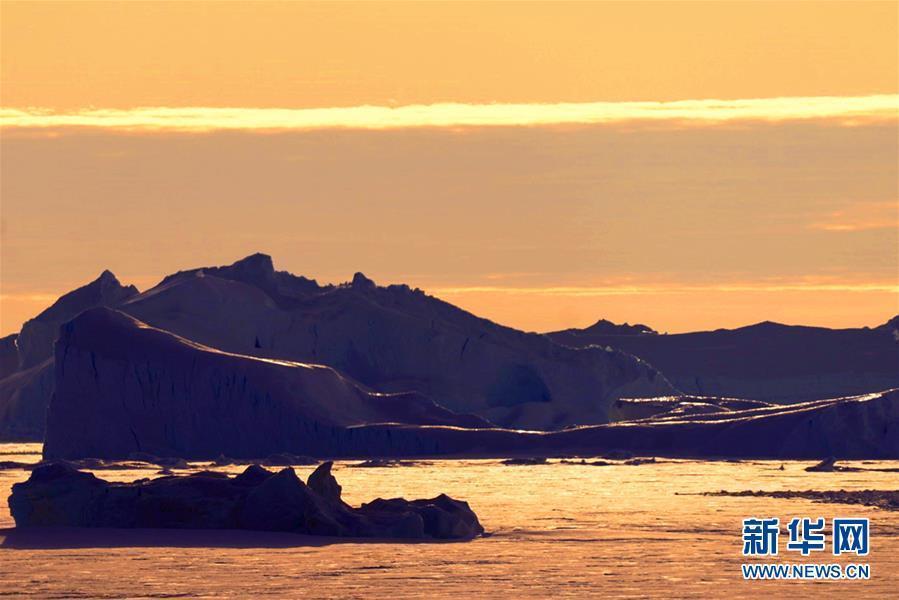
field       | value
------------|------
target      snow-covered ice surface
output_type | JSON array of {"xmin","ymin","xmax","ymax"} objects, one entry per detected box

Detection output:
[{"xmin": 1, "ymin": 443, "xmax": 897, "ymax": 598}]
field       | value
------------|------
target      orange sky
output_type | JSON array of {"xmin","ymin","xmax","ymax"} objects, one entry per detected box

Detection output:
[
  {"xmin": 1, "ymin": 1, "xmax": 897, "ymax": 335},
  {"xmin": 3, "ymin": 2, "xmax": 897, "ymax": 107}
]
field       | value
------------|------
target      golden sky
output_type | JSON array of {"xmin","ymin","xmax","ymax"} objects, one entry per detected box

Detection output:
[
  {"xmin": 3, "ymin": 1, "xmax": 897, "ymax": 107},
  {"xmin": 1, "ymin": 1, "xmax": 897, "ymax": 335}
]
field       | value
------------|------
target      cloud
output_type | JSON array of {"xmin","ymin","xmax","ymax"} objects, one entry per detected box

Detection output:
[
  {"xmin": 2, "ymin": 95, "xmax": 896, "ymax": 133},
  {"xmin": 807, "ymin": 200, "xmax": 898, "ymax": 232},
  {"xmin": 0, "ymin": 293, "xmax": 61, "ymax": 303},
  {"xmin": 431, "ymin": 281, "xmax": 899, "ymax": 297}
]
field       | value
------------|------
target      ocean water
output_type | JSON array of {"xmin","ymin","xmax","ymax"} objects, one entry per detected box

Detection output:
[{"xmin": 1, "ymin": 443, "xmax": 897, "ymax": 598}]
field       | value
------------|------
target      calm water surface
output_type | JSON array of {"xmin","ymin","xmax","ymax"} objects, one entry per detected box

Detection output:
[{"xmin": 0, "ymin": 443, "xmax": 896, "ymax": 598}]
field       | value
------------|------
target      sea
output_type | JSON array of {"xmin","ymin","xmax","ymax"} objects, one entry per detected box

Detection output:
[{"xmin": 1, "ymin": 443, "xmax": 897, "ymax": 598}]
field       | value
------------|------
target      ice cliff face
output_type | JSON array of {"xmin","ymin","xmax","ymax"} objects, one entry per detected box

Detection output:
[
  {"xmin": 0, "ymin": 271, "xmax": 138, "ymax": 440},
  {"xmin": 0, "ymin": 359, "xmax": 54, "ymax": 440},
  {"xmin": 0, "ymin": 334, "xmax": 18, "ymax": 379},
  {"xmin": 16, "ymin": 270, "xmax": 138, "ymax": 369},
  {"xmin": 44, "ymin": 308, "xmax": 490, "ymax": 460},
  {"xmin": 117, "ymin": 254, "xmax": 674, "ymax": 430}
]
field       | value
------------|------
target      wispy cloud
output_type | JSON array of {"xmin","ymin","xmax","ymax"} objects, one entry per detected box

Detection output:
[
  {"xmin": 2, "ymin": 95, "xmax": 896, "ymax": 132},
  {"xmin": 0, "ymin": 293, "xmax": 61, "ymax": 304},
  {"xmin": 807, "ymin": 200, "xmax": 898, "ymax": 232},
  {"xmin": 431, "ymin": 281, "xmax": 899, "ymax": 297}
]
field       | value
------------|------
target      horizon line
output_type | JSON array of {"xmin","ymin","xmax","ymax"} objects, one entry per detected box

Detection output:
[{"xmin": 2, "ymin": 94, "xmax": 897, "ymax": 132}]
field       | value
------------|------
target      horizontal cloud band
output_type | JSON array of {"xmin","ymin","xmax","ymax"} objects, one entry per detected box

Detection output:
[
  {"xmin": 431, "ymin": 283, "xmax": 899, "ymax": 297},
  {"xmin": 2, "ymin": 95, "xmax": 897, "ymax": 132}
]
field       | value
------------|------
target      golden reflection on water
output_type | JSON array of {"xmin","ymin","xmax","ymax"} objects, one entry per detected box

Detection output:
[{"xmin": 1, "ymin": 443, "xmax": 896, "ymax": 598}]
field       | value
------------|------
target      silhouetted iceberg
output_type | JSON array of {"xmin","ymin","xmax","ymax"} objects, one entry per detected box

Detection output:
[
  {"xmin": 9, "ymin": 462, "xmax": 484, "ymax": 540},
  {"xmin": 548, "ymin": 317, "xmax": 899, "ymax": 402},
  {"xmin": 17, "ymin": 270, "xmax": 138, "ymax": 369},
  {"xmin": 805, "ymin": 456, "xmax": 838, "ymax": 472},
  {"xmin": 43, "ymin": 304, "xmax": 899, "ymax": 460},
  {"xmin": 118, "ymin": 254, "xmax": 674, "ymax": 429},
  {"xmin": 6, "ymin": 254, "xmax": 898, "ymax": 444},
  {"xmin": 0, "ymin": 271, "xmax": 138, "ymax": 439},
  {"xmin": 558, "ymin": 318, "xmax": 658, "ymax": 337},
  {"xmin": 44, "ymin": 307, "xmax": 491, "ymax": 460},
  {"xmin": 1, "ymin": 255, "xmax": 673, "ymax": 438},
  {"xmin": 304, "ymin": 389, "xmax": 899, "ymax": 459}
]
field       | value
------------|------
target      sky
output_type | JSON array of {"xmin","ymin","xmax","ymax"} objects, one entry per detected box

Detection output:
[{"xmin": 1, "ymin": 1, "xmax": 897, "ymax": 335}]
